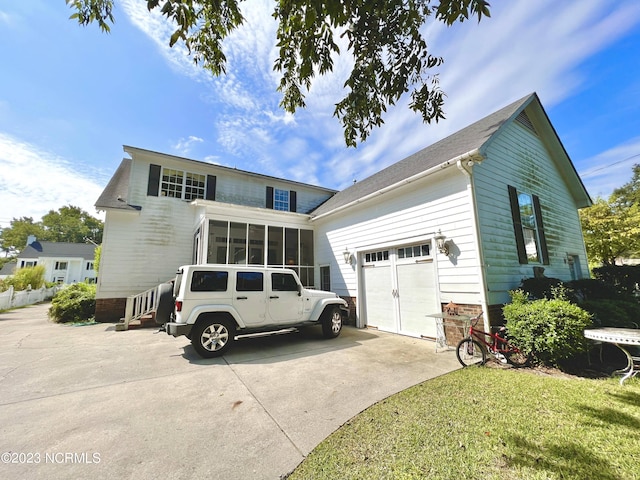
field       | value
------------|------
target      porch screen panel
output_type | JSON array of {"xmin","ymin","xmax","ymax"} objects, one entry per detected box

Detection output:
[
  {"xmin": 208, "ymin": 220, "xmax": 228, "ymax": 264},
  {"xmin": 300, "ymin": 229, "xmax": 313, "ymax": 266},
  {"xmin": 268, "ymin": 227, "xmax": 283, "ymax": 266},
  {"xmin": 230, "ymin": 222, "xmax": 248, "ymax": 264},
  {"xmin": 285, "ymin": 228, "xmax": 298, "ymax": 266},
  {"xmin": 248, "ymin": 224, "xmax": 265, "ymax": 265},
  {"xmin": 299, "ymin": 229, "xmax": 314, "ymax": 287}
]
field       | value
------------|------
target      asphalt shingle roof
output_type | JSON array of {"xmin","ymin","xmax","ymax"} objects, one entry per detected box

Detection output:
[
  {"xmin": 18, "ymin": 242, "xmax": 96, "ymax": 259},
  {"xmin": 95, "ymin": 158, "xmax": 141, "ymax": 211},
  {"xmin": 310, "ymin": 94, "xmax": 534, "ymax": 218},
  {"xmin": 0, "ymin": 261, "xmax": 16, "ymax": 276}
]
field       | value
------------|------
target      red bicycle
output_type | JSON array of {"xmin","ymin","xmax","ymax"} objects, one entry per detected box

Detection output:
[{"xmin": 456, "ymin": 313, "xmax": 531, "ymax": 367}]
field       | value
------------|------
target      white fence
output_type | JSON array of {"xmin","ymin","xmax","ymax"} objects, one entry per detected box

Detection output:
[{"xmin": 0, "ymin": 285, "xmax": 60, "ymax": 311}]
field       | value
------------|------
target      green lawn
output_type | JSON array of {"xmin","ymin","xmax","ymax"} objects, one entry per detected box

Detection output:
[{"xmin": 288, "ymin": 368, "xmax": 640, "ymax": 480}]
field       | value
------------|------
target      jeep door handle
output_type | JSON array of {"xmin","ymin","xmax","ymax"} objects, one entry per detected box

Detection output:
[
  {"xmin": 236, "ymin": 296, "xmax": 248, "ymax": 300},
  {"xmin": 270, "ymin": 296, "xmax": 279, "ymax": 299}
]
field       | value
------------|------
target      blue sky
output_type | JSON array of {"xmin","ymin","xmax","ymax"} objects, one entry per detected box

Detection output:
[{"xmin": 1, "ymin": 0, "xmax": 640, "ymax": 228}]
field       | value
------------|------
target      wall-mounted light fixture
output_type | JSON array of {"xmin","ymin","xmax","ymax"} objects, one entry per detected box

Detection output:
[
  {"xmin": 343, "ymin": 247, "xmax": 353, "ymax": 264},
  {"xmin": 434, "ymin": 230, "xmax": 450, "ymax": 256}
]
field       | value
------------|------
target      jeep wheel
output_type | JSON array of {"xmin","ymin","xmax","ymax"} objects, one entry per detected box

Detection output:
[
  {"xmin": 192, "ymin": 317, "xmax": 235, "ymax": 358},
  {"xmin": 155, "ymin": 282, "xmax": 174, "ymax": 325},
  {"xmin": 321, "ymin": 306, "xmax": 343, "ymax": 339}
]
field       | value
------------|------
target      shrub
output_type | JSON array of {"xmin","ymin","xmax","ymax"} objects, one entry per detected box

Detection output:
[
  {"xmin": 593, "ymin": 265, "xmax": 640, "ymax": 297},
  {"xmin": 579, "ymin": 299, "xmax": 640, "ymax": 328},
  {"xmin": 49, "ymin": 283, "xmax": 96, "ymax": 323},
  {"xmin": 0, "ymin": 265, "xmax": 46, "ymax": 292},
  {"xmin": 519, "ymin": 277, "xmax": 564, "ymax": 300},
  {"xmin": 503, "ymin": 289, "xmax": 593, "ymax": 366},
  {"xmin": 565, "ymin": 278, "xmax": 621, "ymax": 302}
]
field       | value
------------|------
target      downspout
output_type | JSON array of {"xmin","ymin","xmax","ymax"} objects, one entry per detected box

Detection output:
[{"xmin": 456, "ymin": 158, "xmax": 491, "ymax": 333}]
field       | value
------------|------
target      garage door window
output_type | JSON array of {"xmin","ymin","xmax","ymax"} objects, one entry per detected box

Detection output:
[
  {"xmin": 397, "ymin": 244, "xmax": 430, "ymax": 259},
  {"xmin": 364, "ymin": 250, "xmax": 389, "ymax": 263}
]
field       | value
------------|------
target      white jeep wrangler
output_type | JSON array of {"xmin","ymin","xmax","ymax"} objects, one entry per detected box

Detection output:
[{"xmin": 158, "ymin": 265, "xmax": 348, "ymax": 358}]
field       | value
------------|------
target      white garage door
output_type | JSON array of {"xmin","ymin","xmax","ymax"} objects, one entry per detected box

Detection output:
[
  {"xmin": 362, "ymin": 243, "xmax": 439, "ymax": 338},
  {"xmin": 362, "ymin": 264, "xmax": 394, "ymax": 332}
]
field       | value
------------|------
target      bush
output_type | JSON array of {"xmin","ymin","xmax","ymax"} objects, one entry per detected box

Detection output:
[
  {"xmin": 519, "ymin": 277, "xmax": 565, "ymax": 300},
  {"xmin": 503, "ymin": 289, "xmax": 593, "ymax": 366},
  {"xmin": 579, "ymin": 299, "xmax": 640, "ymax": 328},
  {"xmin": 565, "ymin": 278, "xmax": 621, "ymax": 302},
  {"xmin": 0, "ymin": 265, "xmax": 46, "ymax": 292},
  {"xmin": 593, "ymin": 265, "xmax": 640, "ymax": 297},
  {"xmin": 49, "ymin": 283, "xmax": 96, "ymax": 323}
]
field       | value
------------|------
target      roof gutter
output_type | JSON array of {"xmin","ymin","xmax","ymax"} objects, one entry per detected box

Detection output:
[{"xmin": 311, "ymin": 148, "xmax": 483, "ymax": 221}]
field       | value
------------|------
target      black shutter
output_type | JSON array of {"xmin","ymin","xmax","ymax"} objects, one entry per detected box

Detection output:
[
  {"xmin": 289, "ymin": 190, "xmax": 297, "ymax": 212},
  {"xmin": 147, "ymin": 164, "xmax": 161, "ymax": 197},
  {"xmin": 266, "ymin": 186, "xmax": 274, "ymax": 209},
  {"xmin": 508, "ymin": 185, "xmax": 528, "ymax": 264},
  {"xmin": 206, "ymin": 175, "xmax": 216, "ymax": 201},
  {"xmin": 533, "ymin": 195, "xmax": 549, "ymax": 265}
]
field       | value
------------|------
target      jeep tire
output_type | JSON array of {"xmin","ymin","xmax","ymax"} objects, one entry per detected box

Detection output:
[
  {"xmin": 155, "ymin": 282, "xmax": 174, "ymax": 325},
  {"xmin": 192, "ymin": 316, "xmax": 235, "ymax": 358},
  {"xmin": 321, "ymin": 306, "xmax": 343, "ymax": 339}
]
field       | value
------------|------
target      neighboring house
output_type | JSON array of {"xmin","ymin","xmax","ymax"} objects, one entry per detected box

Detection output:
[
  {"xmin": 95, "ymin": 93, "xmax": 592, "ymax": 337},
  {"xmin": 16, "ymin": 236, "xmax": 97, "ymax": 285},
  {"xmin": 0, "ymin": 261, "xmax": 17, "ymax": 280}
]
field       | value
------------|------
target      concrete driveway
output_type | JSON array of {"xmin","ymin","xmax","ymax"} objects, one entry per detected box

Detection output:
[{"xmin": 0, "ymin": 303, "xmax": 460, "ymax": 480}]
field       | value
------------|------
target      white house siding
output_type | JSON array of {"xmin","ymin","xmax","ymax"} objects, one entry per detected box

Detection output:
[
  {"xmin": 126, "ymin": 148, "xmax": 334, "ymax": 214},
  {"xmin": 473, "ymin": 120, "xmax": 589, "ymax": 306},
  {"xmin": 39, "ymin": 257, "xmax": 88, "ymax": 284},
  {"xmin": 314, "ymin": 168, "xmax": 484, "ymax": 330},
  {"xmin": 96, "ymin": 150, "xmax": 335, "ymax": 319},
  {"xmin": 97, "ymin": 205, "xmax": 195, "ymax": 300}
]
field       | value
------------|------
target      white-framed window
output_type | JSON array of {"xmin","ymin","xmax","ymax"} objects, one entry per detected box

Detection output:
[
  {"xmin": 54, "ymin": 261, "xmax": 68, "ymax": 270},
  {"xmin": 273, "ymin": 188, "xmax": 289, "ymax": 211},
  {"xmin": 86, "ymin": 262, "xmax": 94, "ymax": 270},
  {"xmin": 21, "ymin": 261, "xmax": 37, "ymax": 268},
  {"xmin": 508, "ymin": 185, "xmax": 549, "ymax": 265},
  {"xmin": 184, "ymin": 172, "xmax": 206, "ymax": 200},
  {"xmin": 364, "ymin": 250, "xmax": 389, "ymax": 264},
  {"xmin": 397, "ymin": 244, "xmax": 430, "ymax": 259},
  {"xmin": 161, "ymin": 168, "xmax": 206, "ymax": 200},
  {"xmin": 567, "ymin": 254, "xmax": 583, "ymax": 280},
  {"xmin": 206, "ymin": 220, "xmax": 315, "ymax": 287},
  {"xmin": 517, "ymin": 193, "xmax": 540, "ymax": 263},
  {"xmin": 320, "ymin": 265, "xmax": 331, "ymax": 291}
]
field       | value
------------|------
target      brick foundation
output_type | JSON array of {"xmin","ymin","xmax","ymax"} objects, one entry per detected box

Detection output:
[
  {"xmin": 95, "ymin": 298, "xmax": 127, "ymax": 323},
  {"xmin": 439, "ymin": 302, "xmax": 483, "ymax": 345}
]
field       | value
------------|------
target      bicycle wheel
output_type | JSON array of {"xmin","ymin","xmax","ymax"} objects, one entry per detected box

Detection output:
[
  {"xmin": 456, "ymin": 338, "xmax": 486, "ymax": 367},
  {"xmin": 505, "ymin": 349, "xmax": 531, "ymax": 367}
]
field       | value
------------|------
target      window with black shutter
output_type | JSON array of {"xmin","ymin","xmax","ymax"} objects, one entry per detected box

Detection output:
[{"xmin": 508, "ymin": 185, "xmax": 549, "ymax": 264}]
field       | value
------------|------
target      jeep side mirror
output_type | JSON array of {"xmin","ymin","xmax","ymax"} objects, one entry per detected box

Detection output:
[{"xmin": 297, "ymin": 284, "xmax": 302, "ymax": 296}]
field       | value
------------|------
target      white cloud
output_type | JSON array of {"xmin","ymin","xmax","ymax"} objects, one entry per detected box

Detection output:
[
  {"xmin": 172, "ymin": 136, "xmax": 204, "ymax": 155},
  {"xmin": 119, "ymin": 0, "xmax": 206, "ymax": 82},
  {"xmin": 0, "ymin": 133, "xmax": 105, "ymax": 227}
]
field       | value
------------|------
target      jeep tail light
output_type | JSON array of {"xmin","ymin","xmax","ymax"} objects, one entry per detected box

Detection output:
[{"xmin": 175, "ymin": 300, "xmax": 182, "ymax": 312}]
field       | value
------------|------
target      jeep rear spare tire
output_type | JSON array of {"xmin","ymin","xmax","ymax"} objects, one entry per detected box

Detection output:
[
  {"xmin": 192, "ymin": 317, "xmax": 235, "ymax": 358},
  {"xmin": 321, "ymin": 306, "xmax": 343, "ymax": 339},
  {"xmin": 155, "ymin": 282, "xmax": 174, "ymax": 325}
]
